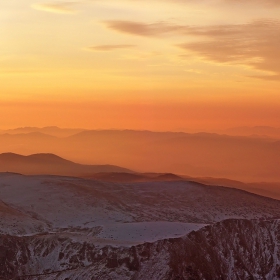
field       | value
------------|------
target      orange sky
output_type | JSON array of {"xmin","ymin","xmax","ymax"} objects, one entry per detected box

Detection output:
[{"xmin": 1, "ymin": 0, "xmax": 280, "ymax": 131}]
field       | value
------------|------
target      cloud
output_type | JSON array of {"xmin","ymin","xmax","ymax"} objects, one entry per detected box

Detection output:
[
  {"xmin": 87, "ymin": 44, "xmax": 135, "ymax": 51},
  {"xmin": 224, "ymin": 0, "xmax": 280, "ymax": 7},
  {"xmin": 104, "ymin": 19, "xmax": 280, "ymax": 80},
  {"xmin": 249, "ymin": 74, "xmax": 280, "ymax": 81},
  {"xmin": 171, "ymin": 0, "xmax": 280, "ymax": 7},
  {"xmin": 104, "ymin": 21, "xmax": 187, "ymax": 37},
  {"xmin": 178, "ymin": 20, "xmax": 280, "ymax": 79},
  {"xmin": 32, "ymin": 2, "xmax": 77, "ymax": 14}
]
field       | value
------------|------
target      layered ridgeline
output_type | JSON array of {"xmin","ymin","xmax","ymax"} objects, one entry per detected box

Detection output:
[
  {"xmin": 1, "ymin": 174, "xmax": 280, "ymax": 278},
  {"xmin": 0, "ymin": 126, "xmax": 85, "ymax": 138},
  {"xmin": 0, "ymin": 129, "xmax": 280, "ymax": 181},
  {"xmin": 0, "ymin": 153, "xmax": 132, "ymax": 176},
  {"xmin": 1, "ymin": 152, "xmax": 280, "ymax": 200}
]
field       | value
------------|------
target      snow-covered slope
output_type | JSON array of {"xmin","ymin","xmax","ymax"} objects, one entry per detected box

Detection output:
[
  {"xmin": 96, "ymin": 222, "xmax": 206, "ymax": 245},
  {"xmin": 0, "ymin": 199, "xmax": 49, "ymax": 235},
  {"xmin": 1, "ymin": 219, "xmax": 280, "ymax": 280},
  {"xmin": 1, "ymin": 173, "xmax": 280, "ymax": 235},
  {"xmin": 1, "ymin": 173, "xmax": 280, "ymax": 279},
  {"xmin": 0, "ymin": 173, "xmax": 280, "ymax": 231}
]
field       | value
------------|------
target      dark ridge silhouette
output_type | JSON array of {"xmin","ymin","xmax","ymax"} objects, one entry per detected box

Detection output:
[
  {"xmin": 183, "ymin": 176, "xmax": 280, "ymax": 201},
  {"xmin": 154, "ymin": 173, "xmax": 183, "ymax": 181},
  {"xmin": 0, "ymin": 131, "xmax": 56, "ymax": 139},
  {"xmin": 86, "ymin": 171, "xmax": 280, "ymax": 200},
  {"xmin": 0, "ymin": 153, "xmax": 133, "ymax": 176},
  {"xmin": 87, "ymin": 172, "xmax": 183, "ymax": 182},
  {"xmin": 87, "ymin": 172, "xmax": 148, "ymax": 182},
  {"xmin": 221, "ymin": 126, "xmax": 280, "ymax": 139}
]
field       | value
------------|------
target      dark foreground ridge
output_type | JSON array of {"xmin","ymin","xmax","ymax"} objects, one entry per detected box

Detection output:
[{"xmin": 1, "ymin": 219, "xmax": 280, "ymax": 280}]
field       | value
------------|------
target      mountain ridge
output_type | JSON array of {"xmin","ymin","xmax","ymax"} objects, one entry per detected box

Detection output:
[
  {"xmin": 1, "ymin": 219, "xmax": 280, "ymax": 279},
  {"xmin": 0, "ymin": 152, "xmax": 133, "ymax": 176}
]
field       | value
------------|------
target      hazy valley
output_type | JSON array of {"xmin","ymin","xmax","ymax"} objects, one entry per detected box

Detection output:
[{"xmin": 0, "ymin": 127, "xmax": 280, "ymax": 182}]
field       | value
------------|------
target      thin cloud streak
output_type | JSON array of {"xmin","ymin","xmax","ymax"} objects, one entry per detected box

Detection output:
[
  {"xmin": 104, "ymin": 20, "xmax": 187, "ymax": 37},
  {"xmin": 31, "ymin": 2, "xmax": 78, "ymax": 14},
  {"xmin": 87, "ymin": 45, "xmax": 135, "ymax": 51},
  {"xmin": 224, "ymin": 0, "xmax": 280, "ymax": 6}
]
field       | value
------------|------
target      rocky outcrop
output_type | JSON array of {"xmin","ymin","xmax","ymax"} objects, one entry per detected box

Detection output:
[{"xmin": 1, "ymin": 219, "xmax": 280, "ymax": 280}]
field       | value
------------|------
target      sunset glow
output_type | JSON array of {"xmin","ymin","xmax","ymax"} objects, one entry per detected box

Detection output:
[{"xmin": 1, "ymin": 0, "xmax": 280, "ymax": 130}]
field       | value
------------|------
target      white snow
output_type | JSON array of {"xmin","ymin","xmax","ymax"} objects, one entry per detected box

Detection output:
[
  {"xmin": 1, "ymin": 173, "xmax": 280, "ymax": 238},
  {"xmin": 95, "ymin": 221, "xmax": 206, "ymax": 245}
]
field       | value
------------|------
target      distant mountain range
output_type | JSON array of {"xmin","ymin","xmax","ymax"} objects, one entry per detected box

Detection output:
[
  {"xmin": 0, "ymin": 126, "xmax": 85, "ymax": 137},
  {"xmin": 0, "ymin": 153, "xmax": 132, "ymax": 176},
  {"xmin": 0, "ymin": 129, "xmax": 279, "ymax": 181},
  {"xmin": 1, "ymin": 125, "xmax": 280, "ymax": 138},
  {"xmin": 220, "ymin": 126, "xmax": 280, "ymax": 138}
]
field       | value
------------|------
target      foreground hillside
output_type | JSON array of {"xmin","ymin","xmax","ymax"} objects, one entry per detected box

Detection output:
[
  {"xmin": 1, "ymin": 173, "xmax": 280, "ymax": 236},
  {"xmin": 1, "ymin": 173, "xmax": 280, "ymax": 279},
  {"xmin": 1, "ymin": 219, "xmax": 280, "ymax": 279}
]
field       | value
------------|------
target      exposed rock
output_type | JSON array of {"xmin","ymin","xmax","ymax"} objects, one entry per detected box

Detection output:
[{"xmin": 1, "ymin": 219, "xmax": 280, "ymax": 280}]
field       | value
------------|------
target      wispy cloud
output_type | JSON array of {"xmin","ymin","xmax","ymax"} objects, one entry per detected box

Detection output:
[
  {"xmin": 104, "ymin": 19, "xmax": 280, "ymax": 80},
  {"xmin": 86, "ymin": 44, "xmax": 135, "ymax": 51},
  {"xmin": 178, "ymin": 20, "xmax": 280, "ymax": 80},
  {"xmin": 167, "ymin": 0, "xmax": 280, "ymax": 7},
  {"xmin": 31, "ymin": 2, "xmax": 77, "ymax": 14},
  {"xmin": 224, "ymin": 0, "xmax": 280, "ymax": 7},
  {"xmin": 104, "ymin": 20, "xmax": 187, "ymax": 37}
]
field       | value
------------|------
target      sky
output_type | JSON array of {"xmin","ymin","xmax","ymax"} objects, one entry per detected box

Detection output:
[{"xmin": 1, "ymin": 0, "xmax": 280, "ymax": 131}]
